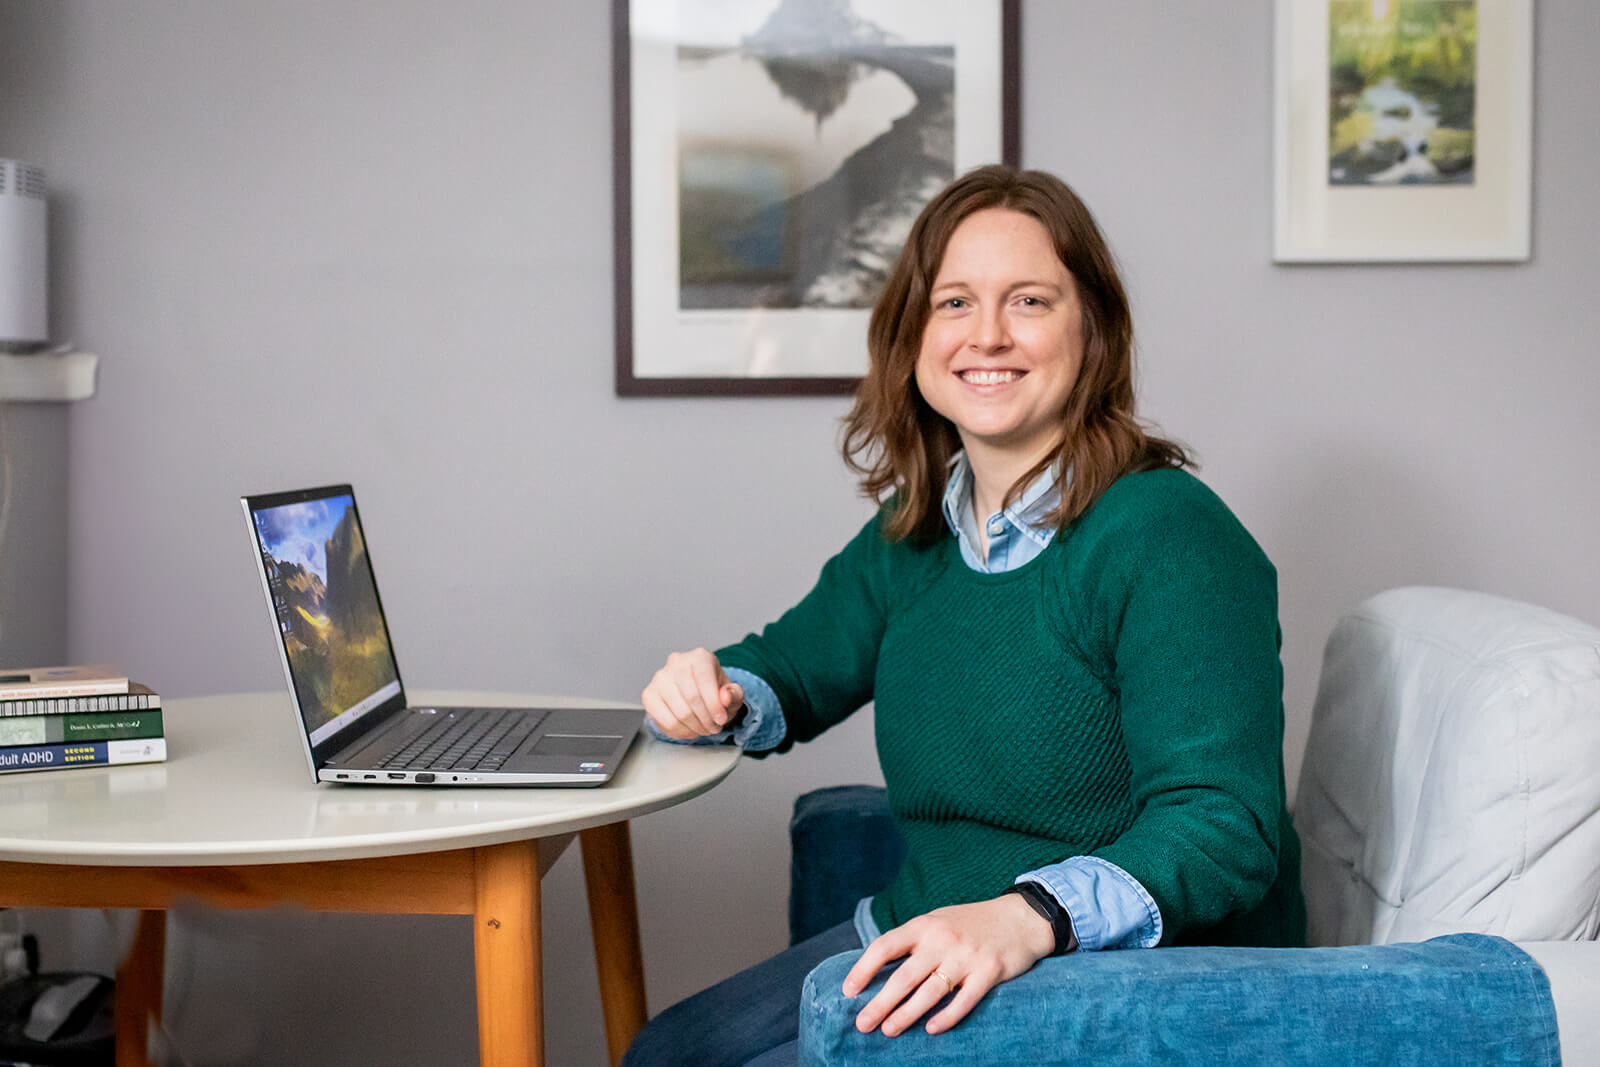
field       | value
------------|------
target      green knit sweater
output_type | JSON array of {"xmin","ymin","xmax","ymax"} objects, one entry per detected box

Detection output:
[{"xmin": 719, "ymin": 468, "xmax": 1305, "ymax": 947}]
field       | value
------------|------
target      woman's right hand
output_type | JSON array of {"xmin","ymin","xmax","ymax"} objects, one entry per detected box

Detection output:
[{"xmin": 641, "ymin": 648, "xmax": 746, "ymax": 740}]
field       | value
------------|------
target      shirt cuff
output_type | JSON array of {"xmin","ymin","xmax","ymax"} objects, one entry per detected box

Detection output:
[
  {"xmin": 722, "ymin": 668, "xmax": 785, "ymax": 751},
  {"xmin": 852, "ymin": 895, "xmax": 880, "ymax": 947},
  {"xmin": 1017, "ymin": 856, "xmax": 1163, "ymax": 951},
  {"xmin": 642, "ymin": 668, "xmax": 787, "ymax": 752}
]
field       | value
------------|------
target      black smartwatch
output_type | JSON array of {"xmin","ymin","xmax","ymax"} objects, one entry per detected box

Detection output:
[{"xmin": 1003, "ymin": 880, "xmax": 1079, "ymax": 955}]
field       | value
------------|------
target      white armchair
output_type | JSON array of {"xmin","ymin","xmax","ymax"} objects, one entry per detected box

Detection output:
[{"xmin": 1295, "ymin": 586, "xmax": 1600, "ymax": 1064}]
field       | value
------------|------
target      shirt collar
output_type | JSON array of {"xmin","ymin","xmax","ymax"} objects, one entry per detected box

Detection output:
[{"xmin": 940, "ymin": 452, "xmax": 1062, "ymax": 551}]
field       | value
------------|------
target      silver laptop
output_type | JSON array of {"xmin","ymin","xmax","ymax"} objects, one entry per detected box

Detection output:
[{"xmin": 242, "ymin": 484, "xmax": 641, "ymax": 786}]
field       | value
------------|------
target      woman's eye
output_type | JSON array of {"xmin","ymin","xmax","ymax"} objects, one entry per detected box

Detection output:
[
  {"xmin": 940, "ymin": 297, "xmax": 968, "ymax": 310},
  {"xmin": 1017, "ymin": 295, "xmax": 1046, "ymax": 308}
]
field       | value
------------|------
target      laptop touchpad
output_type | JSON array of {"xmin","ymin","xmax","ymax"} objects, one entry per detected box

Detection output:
[{"xmin": 530, "ymin": 734, "xmax": 624, "ymax": 758}]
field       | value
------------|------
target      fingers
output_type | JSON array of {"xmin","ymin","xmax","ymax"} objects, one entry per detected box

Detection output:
[
  {"xmin": 842, "ymin": 926, "xmax": 911, "ymax": 997},
  {"xmin": 844, "ymin": 898, "xmax": 1048, "ymax": 1038},
  {"xmin": 685, "ymin": 653, "xmax": 732, "ymax": 728},
  {"xmin": 876, "ymin": 968, "xmax": 953, "ymax": 1037},
  {"xmin": 846, "ymin": 926, "xmax": 923, "ymax": 1033},
  {"xmin": 640, "ymin": 684, "xmax": 697, "ymax": 740},
  {"xmin": 923, "ymin": 976, "xmax": 991, "ymax": 1036},
  {"xmin": 851, "ymin": 952, "xmax": 998, "ymax": 1038},
  {"xmin": 641, "ymin": 649, "xmax": 737, "ymax": 739},
  {"xmin": 853, "ymin": 957, "xmax": 942, "ymax": 1036}
]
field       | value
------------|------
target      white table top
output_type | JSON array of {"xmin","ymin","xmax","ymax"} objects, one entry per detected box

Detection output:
[{"xmin": 0, "ymin": 691, "xmax": 740, "ymax": 867}]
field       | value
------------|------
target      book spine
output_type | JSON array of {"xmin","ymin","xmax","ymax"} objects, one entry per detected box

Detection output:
[
  {"xmin": 0, "ymin": 709, "xmax": 164, "ymax": 746},
  {"xmin": 0, "ymin": 691, "xmax": 162, "ymax": 717},
  {"xmin": 0, "ymin": 738, "xmax": 167, "ymax": 774},
  {"xmin": 0, "ymin": 680, "xmax": 130, "ymax": 701}
]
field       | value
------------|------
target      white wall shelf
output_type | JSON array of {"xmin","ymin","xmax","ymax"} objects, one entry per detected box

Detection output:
[{"xmin": 0, "ymin": 352, "xmax": 98, "ymax": 401}]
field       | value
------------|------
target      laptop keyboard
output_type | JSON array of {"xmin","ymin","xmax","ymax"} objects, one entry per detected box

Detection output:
[{"xmin": 375, "ymin": 708, "xmax": 546, "ymax": 772}]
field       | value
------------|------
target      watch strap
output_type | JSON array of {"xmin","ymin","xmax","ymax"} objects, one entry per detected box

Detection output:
[{"xmin": 1004, "ymin": 880, "xmax": 1079, "ymax": 955}]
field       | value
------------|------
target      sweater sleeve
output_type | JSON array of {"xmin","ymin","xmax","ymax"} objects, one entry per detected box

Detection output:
[
  {"xmin": 715, "ymin": 510, "xmax": 903, "ymax": 755},
  {"xmin": 1072, "ymin": 471, "xmax": 1287, "ymax": 943}
]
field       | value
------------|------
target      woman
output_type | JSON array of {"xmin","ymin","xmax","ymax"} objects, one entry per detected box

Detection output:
[{"xmin": 626, "ymin": 165, "xmax": 1304, "ymax": 1066}]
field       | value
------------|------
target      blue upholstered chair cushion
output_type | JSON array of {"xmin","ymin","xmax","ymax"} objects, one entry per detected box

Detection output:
[{"xmin": 799, "ymin": 933, "xmax": 1559, "ymax": 1066}]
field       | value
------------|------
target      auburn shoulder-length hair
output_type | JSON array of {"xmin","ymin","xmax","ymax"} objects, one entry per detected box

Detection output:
[{"xmin": 842, "ymin": 164, "xmax": 1191, "ymax": 544}]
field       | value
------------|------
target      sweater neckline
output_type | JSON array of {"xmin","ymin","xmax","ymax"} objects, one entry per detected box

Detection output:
[{"xmin": 940, "ymin": 531, "xmax": 1055, "ymax": 584}]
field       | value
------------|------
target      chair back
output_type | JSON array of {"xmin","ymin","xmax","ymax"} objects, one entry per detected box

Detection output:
[{"xmin": 1295, "ymin": 586, "xmax": 1600, "ymax": 946}]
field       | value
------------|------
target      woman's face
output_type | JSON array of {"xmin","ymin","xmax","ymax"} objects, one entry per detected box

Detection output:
[{"xmin": 914, "ymin": 207, "xmax": 1084, "ymax": 468}]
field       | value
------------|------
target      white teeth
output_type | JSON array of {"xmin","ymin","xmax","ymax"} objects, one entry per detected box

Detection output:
[{"xmin": 960, "ymin": 370, "xmax": 1019, "ymax": 385}]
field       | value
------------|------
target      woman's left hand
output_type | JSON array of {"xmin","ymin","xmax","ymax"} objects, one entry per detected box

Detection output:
[{"xmin": 841, "ymin": 893, "xmax": 1057, "ymax": 1037}]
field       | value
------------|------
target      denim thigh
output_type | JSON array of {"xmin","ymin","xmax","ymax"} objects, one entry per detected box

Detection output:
[{"xmin": 621, "ymin": 920, "xmax": 861, "ymax": 1067}]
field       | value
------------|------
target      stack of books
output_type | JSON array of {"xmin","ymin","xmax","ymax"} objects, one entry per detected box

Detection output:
[{"xmin": 0, "ymin": 665, "xmax": 166, "ymax": 775}]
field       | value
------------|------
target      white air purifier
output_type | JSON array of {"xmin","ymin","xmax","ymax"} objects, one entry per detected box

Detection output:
[{"xmin": 0, "ymin": 159, "xmax": 48, "ymax": 352}]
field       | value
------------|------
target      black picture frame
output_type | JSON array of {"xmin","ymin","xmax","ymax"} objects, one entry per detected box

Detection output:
[{"xmin": 613, "ymin": 0, "xmax": 1021, "ymax": 397}]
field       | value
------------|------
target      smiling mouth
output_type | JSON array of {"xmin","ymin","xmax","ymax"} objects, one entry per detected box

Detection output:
[{"xmin": 959, "ymin": 369, "xmax": 1023, "ymax": 385}]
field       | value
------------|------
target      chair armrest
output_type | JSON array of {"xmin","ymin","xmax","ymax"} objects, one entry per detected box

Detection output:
[
  {"xmin": 789, "ymin": 785, "xmax": 904, "ymax": 945},
  {"xmin": 799, "ymin": 935, "xmax": 1559, "ymax": 1065}
]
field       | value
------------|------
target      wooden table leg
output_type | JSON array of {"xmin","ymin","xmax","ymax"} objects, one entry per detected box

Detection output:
[
  {"xmin": 473, "ymin": 841, "xmax": 543, "ymax": 1067},
  {"xmin": 579, "ymin": 822, "xmax": 647, "ymax": 1067},
  {"xmin": 114, "ymin": 908, "xmax": 165, "ymax": 1067}
]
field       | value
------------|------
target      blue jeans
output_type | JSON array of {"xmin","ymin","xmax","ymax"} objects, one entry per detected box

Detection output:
[{"xmin": 621, "ymin": 920, "xmax": 862, "ymax": 1067}]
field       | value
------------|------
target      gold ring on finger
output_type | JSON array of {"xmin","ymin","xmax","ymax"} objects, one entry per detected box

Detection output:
[{"xmin": 930, "ymin": 969, "xmax": 953, "ymax": 993}]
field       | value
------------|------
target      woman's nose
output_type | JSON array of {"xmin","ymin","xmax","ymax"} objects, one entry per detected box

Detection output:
[{"xmin": 968, "ymin": 305, "xmax": 1010, "ymax": 352}]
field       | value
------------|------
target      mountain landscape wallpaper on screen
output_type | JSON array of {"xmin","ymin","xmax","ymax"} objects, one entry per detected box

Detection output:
[{"xmin": 256, "ymin": 499, "xmax": 397, "ymax": 731}]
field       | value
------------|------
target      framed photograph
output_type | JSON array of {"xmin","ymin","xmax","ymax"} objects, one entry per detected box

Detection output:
[
  {"xmin": 613, "ymin": 0, "xmax": 1020, "ymax": 396},
  {"xmin": 1273, "ymin": 0, "xmax": 1533, "ymax": 262}
]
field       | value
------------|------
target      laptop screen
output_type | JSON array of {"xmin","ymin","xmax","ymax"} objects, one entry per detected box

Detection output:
[{"xmin": 245, "ymin": 486, "xmax": 403, "ymax": 747}]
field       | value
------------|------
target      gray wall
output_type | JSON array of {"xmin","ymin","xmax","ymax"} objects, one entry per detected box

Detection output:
[
  {"xmin": 2, "ymin": 2, "xmax": 1597, "ymax": 1064},
  {"xmin": 0, "ymin": 403, "xmax": 69, "ymax": 667}
]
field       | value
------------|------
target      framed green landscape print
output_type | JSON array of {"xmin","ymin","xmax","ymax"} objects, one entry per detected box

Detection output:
[{"xmin": 1274, "ymin": 0, "xmax": 1533, "ymax": 262}]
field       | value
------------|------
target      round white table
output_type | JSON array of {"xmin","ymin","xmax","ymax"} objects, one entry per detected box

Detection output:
[{"xmin": 0, "ymin": 691, "xmax": 741, "ymax": 1067}]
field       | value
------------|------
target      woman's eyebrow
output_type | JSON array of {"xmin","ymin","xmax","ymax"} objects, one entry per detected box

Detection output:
[{"xmin": 931, "ymin": 277, "xmax": 1063, "ymax": 291}]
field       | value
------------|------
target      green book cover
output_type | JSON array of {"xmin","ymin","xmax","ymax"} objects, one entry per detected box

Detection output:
[{"xmin": 0, "ymin": 708, "xmax": 164, "ymax": 746}]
